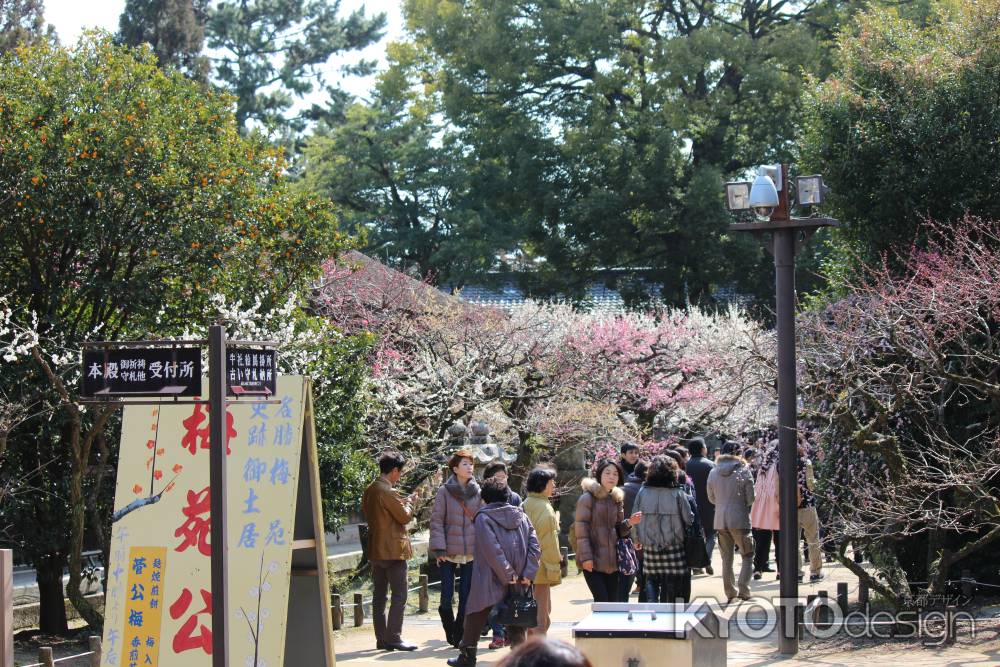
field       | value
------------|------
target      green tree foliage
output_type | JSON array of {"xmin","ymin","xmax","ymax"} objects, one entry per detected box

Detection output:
[
  {"xmin": 206, "ymin": 0, "xmax": 386, "ymax": 137},
  {"xmin": 311, "ymin": 332, "xmax": 377, "ymax": 532},
  {"xmin": 299, "ymin": 49, "xmax": 520, "ymax": 287},
  {"xmin": 800, "ymin": 0, "xmax": 1000, "ymax": 272},
  {"xmin": 117, "ymin": 0, "xmax": 209, "ymax": 76},
  {"xmin": 0, "ymin": 0, "xmax": 54, "ymax": 53},
  {"xmin": 0, "ymin": 35, "xmax": 352, "ymax": 630},
  {"xmin": 305, "ymin": 0, "xmax": 848, "ymax": 305}
]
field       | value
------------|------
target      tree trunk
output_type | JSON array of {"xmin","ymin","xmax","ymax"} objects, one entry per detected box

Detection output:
[
  {"xmin": 928, "ymin": 546, "xmax": 951, "ymax": 595},
  {"xmin": 36, "ymin": 553, "xmax": 68, "ymax": 635},
  {"xmin": 65, "ymin": 409, "xmax": 111, "ymax": 632},
  {"xmin": 928, "ymin": 524, "xmax": 1000, "ymax": 595},
  {"xmin": 34, "ymin": 344, "xmax": 113, "ymax": 632},
  {"xmin": 925, "ymin": 525, "xmax": 946, "ymax": 594},
  {"xmin": 835, "ymin": 540, "xmax": 908, "ymax": 610},
  {"xmin": 91, "ymin": 431, "xmax": 113, "ymax": 598},
  {"xmin": 509, "ymin": 428, "xmax": 534, "ymax": 491}
]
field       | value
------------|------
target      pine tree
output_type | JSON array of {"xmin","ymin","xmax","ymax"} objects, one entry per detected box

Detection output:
[
  {"xmin": 117, "ymin": 0, "xmax": 209, "ymax": 76},
  {"xmin": 0, "ymin": 0, "xmax": 55, "ymax": 54},
  {"xmin": 206, "ymin": 0, "xmax": 386, "ymax": 136}
]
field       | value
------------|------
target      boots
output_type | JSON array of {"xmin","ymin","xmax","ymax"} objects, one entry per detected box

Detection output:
[
  {"xmin": 446, "ymin": 647, "xmax": 477, "ymax": 666},
  {"xmin": 438, "ymin": 608, "xmax": 456, "ymax": 646},
  {"xmin": 451, "ymin": 616, "xmax": 465, "ymax": 648}
]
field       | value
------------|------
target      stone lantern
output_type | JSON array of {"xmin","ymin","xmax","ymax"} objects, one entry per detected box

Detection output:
[{"xmin": 466, "ymin": 420, "xmax": 514, "ymax": 477}]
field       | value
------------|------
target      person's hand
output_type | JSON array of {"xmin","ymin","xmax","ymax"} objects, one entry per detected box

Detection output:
[
  {"xmin": 634, "ymin": 541, "xmax": 642, "ymax": 551},
  {"xmin": 628, "ymin": 511, "xmax": 642, "ymax": 526},
  {"xmin": 436, "ymin": 556, "xmax": 447, "ymax": 565},
  {"xmin": 509, "ymin": 576, "xmax": 519, "ymax": 584},
  {"xmin": 518, "ymin": 577, "xmax": 531, "ymax": 585},
  {"xmin": 581, "ymin": 560, "xmax": 594, "ymax": 572}
]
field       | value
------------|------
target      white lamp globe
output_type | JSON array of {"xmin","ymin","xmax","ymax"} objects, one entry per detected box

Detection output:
[{"xmin": 749, "ymin": 168, "xmax": 779, "ymax": 221}]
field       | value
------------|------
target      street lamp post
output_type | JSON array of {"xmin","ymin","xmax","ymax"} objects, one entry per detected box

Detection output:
[{"xmin": 726, "ymin": 164, "xmax": 837, "ymax": 655}]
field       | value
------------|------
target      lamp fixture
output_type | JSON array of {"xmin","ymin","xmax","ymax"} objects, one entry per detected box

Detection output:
[
  {"xmin": 725, "ymin": 181, "xmax": 752, "ymax": 211},
  {"xmin": 796, "ymin": 175, "xmax": 828, "ymax": 206}
]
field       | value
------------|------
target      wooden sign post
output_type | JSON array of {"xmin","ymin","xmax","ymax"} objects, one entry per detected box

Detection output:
[
  {"xmin": 100, "ymin": 375, "xmax": 335, "ymax": 667},
  {"xmin": 1, "ymin": 549, "xmax": 12, "ymax": 667}
]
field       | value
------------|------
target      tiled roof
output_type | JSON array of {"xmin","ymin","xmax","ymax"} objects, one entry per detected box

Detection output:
[
  {"xmin": 441, "ymin": 281, "xmax": 650, "ymax": 312},
  {"xmin": 442, "ymin": 280, "xmax": 748, "ymax": 311}
]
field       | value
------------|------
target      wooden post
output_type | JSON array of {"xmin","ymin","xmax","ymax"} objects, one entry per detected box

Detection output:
[
  {"xmin": 560, "ymin": 547, "xmax": 568, "ymax": 578},
  {"xmin": 89, "ymin": 635, "xmax": 102, "ymax": 667},
  {"xmin": 836, "ymin": 582, "xmax": 849, "ymax": 615},
  {"xmin": 39, "ymin": 646, "xmax": 54, "ymax": 667},
  {"xmin": 817, "ymin": 590, "xmax": 831, "ymax": 629},
  {"xmin": 353, "ymin": 592, "xmax": 364, "ymax": 627},
  {"xmin": 858, "ymin": 578, "xmax": 869, "ymax": 607},
  {"xmin": 419, "ymin": 574, "xmax": 429, "ymax": 613},
  {"xmin": 331, "ymin": 593, "xmax": 342, "ymax": 630},
  {"xmin": 946, "ymin": 605, "xmax": 957, "ymax": 644},
  {"xmin": 0, "ymin": 550, "xmax": 12, "ymax": 667}
]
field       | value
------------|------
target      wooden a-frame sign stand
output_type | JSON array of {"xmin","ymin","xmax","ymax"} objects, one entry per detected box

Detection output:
[
  {"xmin": 286, "ymin": 384, "xmax": 337, "ymax": 667},
  {"xmin": 100, "ymin": 375, "xmax": 335, "ymax": 667}
]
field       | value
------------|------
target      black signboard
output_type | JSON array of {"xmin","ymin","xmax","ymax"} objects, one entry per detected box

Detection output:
[
  {"xmin": 82, "ymin": 347, "xmax": 202, "ymax": 397},
  {"xmin": 227, "ymin": 347, "xmax": 277, "ymax": 396}
]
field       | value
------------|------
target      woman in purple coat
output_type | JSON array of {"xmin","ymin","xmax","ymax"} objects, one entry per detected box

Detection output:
[{"xmin": 447, "ymin": 478, "xmax": 541, "ymax": 667}]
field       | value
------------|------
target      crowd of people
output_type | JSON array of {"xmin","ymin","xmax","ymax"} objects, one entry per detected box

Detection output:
[{"xmin": 361, "ymin": 433, "xmax": 829, "ymax": 665}]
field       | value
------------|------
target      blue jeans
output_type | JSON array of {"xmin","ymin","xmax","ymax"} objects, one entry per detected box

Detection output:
[
  {"xmin": 705, "ymin": 527, "xmax": 717, "ymax": 564},
  {"xmin": 438, "ymin": 560, "xmax": 473, "ymax": 621},
  {"xmin": 645, "ymin": 573, "xmax": 690, "ymax": 603},
  {"xmin": 487, "ymin": 606, "xmax": 505, "ymax": 638}
]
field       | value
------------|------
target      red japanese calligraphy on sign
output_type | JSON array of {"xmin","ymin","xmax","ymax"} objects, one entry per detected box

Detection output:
[
  {"xmin": 180, "ymin": 404, "xmax": 236, "ymax": 456},
  {"xmin": 174, "ymin": 486, "xmax": 211, "ymax": 557},
  {"xmin": 168, "ymin": 588, "xmax": 213, "ymax": 655}
]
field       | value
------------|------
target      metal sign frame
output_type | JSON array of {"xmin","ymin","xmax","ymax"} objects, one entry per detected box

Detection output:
[{"xmin": 80, "ymin": 339, "xmax": 280, "ymax": 406}]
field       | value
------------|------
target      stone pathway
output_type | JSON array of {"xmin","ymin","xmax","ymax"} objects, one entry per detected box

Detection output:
[{"xmin": 331, "ymin": 549, "xmax": 1000, "ymax": 666}]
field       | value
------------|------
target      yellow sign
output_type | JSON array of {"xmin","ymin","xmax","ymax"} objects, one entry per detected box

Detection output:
[
  {"xmin": 121, "ymin": 547, "xmax": 166, "ymax": 667},
  {"xmin": 101, "ymin": 376, "xmax": 335, "ymax": 667}
]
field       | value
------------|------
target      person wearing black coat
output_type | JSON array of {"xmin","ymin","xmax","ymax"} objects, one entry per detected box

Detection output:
[
  {"xmin": 620, "ymin": 461, "xmax": 648, "ymax": 602},
  {"xmin": 684, "ymin": 438, "xmax": 716, "ymax": 575}
]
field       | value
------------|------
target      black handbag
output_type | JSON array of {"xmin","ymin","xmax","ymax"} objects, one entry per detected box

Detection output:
[
  {"xmin": 677, "ymin": 493, "xmax": 711, "ymax": 568},
  {"xmin": 494, "ymin": 583, "xmax": 538, "ymax": 628}
]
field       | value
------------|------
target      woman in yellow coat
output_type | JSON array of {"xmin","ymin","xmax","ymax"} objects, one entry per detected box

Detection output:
[{"xmin": 521, "ymin": 467, "xmax": 562, "ymax": 637}]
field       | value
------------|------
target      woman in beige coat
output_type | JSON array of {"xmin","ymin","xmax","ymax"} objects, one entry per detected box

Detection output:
[{"xmin": 522, "ymin": 467, "xmax": 561, "ymax": 636}]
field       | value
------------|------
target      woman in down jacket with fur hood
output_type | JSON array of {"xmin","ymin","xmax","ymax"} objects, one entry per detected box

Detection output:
[
  {"xmin": 430, "ymin": 450, "xmax": 482, "ymax": 647},
  {"xmin": 574, "ymin": 459, "xmax": 643, "ymax": 602}
]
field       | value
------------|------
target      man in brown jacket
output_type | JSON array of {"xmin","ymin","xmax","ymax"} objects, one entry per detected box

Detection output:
[{"xmin": 362, "ymin": 451, "xmax": 418, "ymax": 651}]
